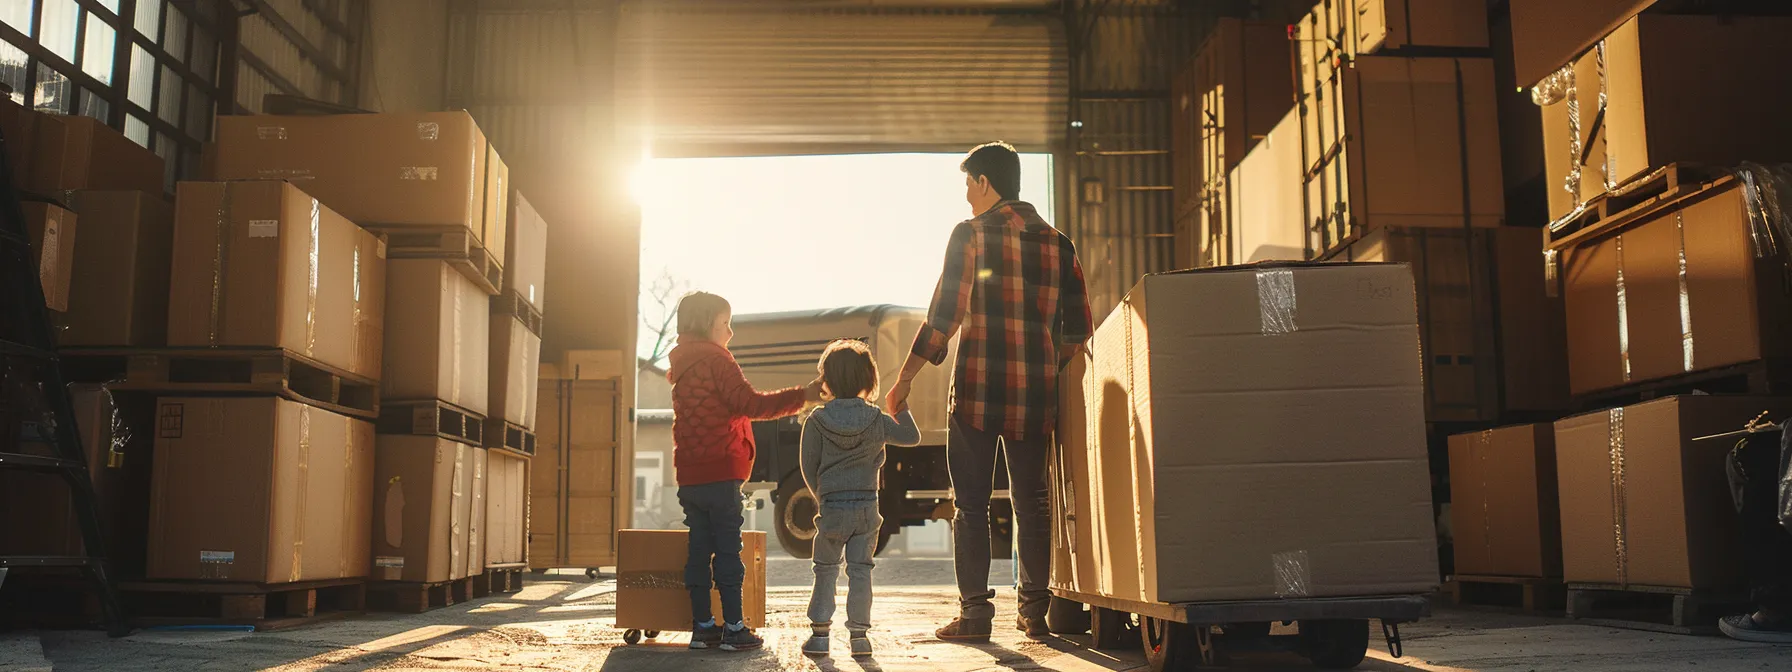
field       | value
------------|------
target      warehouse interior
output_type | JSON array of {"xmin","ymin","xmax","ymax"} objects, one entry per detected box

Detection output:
[{"xmin": 4, "ymin": 0, "xmax": 1792, "ymax": 670}]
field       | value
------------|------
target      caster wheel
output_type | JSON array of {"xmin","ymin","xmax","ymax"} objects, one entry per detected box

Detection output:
[
  {"xmin": 1090, "ymin": 606, "xmax": 1133, "ymax": 650},
  {"xmin": 645, "ymin": 630, "xmax": 661, "ymax": 639},
  {"xmin": 624, "ymin": 629, "xmax": 642, "ymax": 646},
  {"xmin": 1142, "ymin": 617, "xmax": 1213, "ymax": 672},
  {"xmin": 1301, "ymin": 619, "xmax": 1369, "ymax": 670},
  {"xmin": 585, "ymin": 568, "xmax": 600, "ymax": 581},
  {"xmin": 531, "ymin": 568, "xmax": 548, "ymax": 575}
]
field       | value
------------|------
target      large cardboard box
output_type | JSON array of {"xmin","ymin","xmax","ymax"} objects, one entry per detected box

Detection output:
[
  {"xmin": 485, "ymin": 448, "xmax": 529, "ymax": 567},
  {"xmin": 147, "ymin": 397, "xmax": 375, "ymax": 583},
  {"xmin": 372, "ymin": 437, "xmax": 488, "ymax": 584},
  {"xmin": 1053, "ymin": 264, "xmax": 1439, "ymax": 604},
  {"xmin": 1175, "ymin": 18, "xmax": 1296, "ymax": 268},
  {"xmin": 1299, "ymin": 0, "xmax": 1489, "ymax": 58},
  {"xmin": 1, "ymin": 100, "xmax": 58, "ymax": 194},
  {"xmin": 42, "ymin": 115, "xmax": 167, "ymax": 194},
  {"xmin": 506, "ymin": 192, "xmax": 547, "ymax": 312},
  {"xmin": 1332, "ymin": 227, "xmax": 1569, "ymax": 420},
  {"xmin": 1448, "ymin": 424, "xmax": 1563, "ymax": 579},
  {"xmin": 384, "ymin": 259, "xmax": 491, "ymax": 413},
  {"xmin": 1510, "ymin": 0, "xmax": 1655, "ymax": 90},
  {"xmin": 22, "ymin": 202, "xmax": 76, "ymax": 312},
  {"xmin": 56, "ymin": 191, "xmax": 175, "ymax": 346},
  {"xmin": 615, "ymin": 530, "xmax": 767, "ymax": 631},
  {"xmin": 1537, "ymin": 15, "xmax": 1792, "ymax": 223},
  {"xmin": 167, "ymin": 181, "xmax": 386, "ymax": 379},
  {"xmin": 1226, "ymin": 109, "xmax": 1305, "ymax": 264},
  {"xmin": 211, "ymin": 112, "xmax": 507, "ymax": 256},
  {"xmin": 532, "ymin": 377, "xmax": 628, "ymax": 568},
  {"xmin": 1560, "ymin": 178, "xmax": 1792, "ymax": 395},
  {"xmin": 1302, "ymin": 56, "xmax": 1504, "ymax": 255},
  {"xmin": 1555, "ymin": 396, "xmax": 1792, "ymax": 589},
  {"xmin": 489, "ymin": 314, "xmax": 542, "ymax": 429}
]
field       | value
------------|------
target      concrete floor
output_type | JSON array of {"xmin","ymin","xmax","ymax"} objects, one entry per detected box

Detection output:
[{"xmin": 7, "ymin": 555, "xmax": 1790, "ymax": 671}]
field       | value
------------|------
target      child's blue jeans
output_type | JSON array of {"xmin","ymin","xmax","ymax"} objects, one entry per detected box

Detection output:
[
  {"xmin": 679, "ymin": 480, "xmax": 746, "ymax": 627},
  {"xmin": 807, "ymin": 496, "xmax": 882, "ymax": 633}
]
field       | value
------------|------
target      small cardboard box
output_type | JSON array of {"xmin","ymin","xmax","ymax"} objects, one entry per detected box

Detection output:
[
  {"xmin": 1509, "ymin": 0, "xmax": 1655, "ymax": 90},
  {"xmin": 373, "ymin": 437, "xmax": 488, "ymax": 584},
  {"xmin": 384, "ymin": 259, "xmax": 491, "ymax": 414},
  {"xmin": 22, "ymin": 202, "xmax": 76, "ymax": 312},
  {"xmin": 489, "ymin": 314, "xmax": 542, "ymax": 430},
  {"xmin": 48, "ymin": 115, "xmax": 167, "ymax": 194},
  {"xmin": 484, "ymin": 448, "xmax": 529, "ymax": 567},
  {"xmin": 1299, "ymin": 0, "xmax": 1490, "ymax": 58},
  {"xmin": 1554, "ymin": 396, "xmax": 1792, "ymax": 590},
  {"xmin": 147, "ymin": 397, "xmax": 375, "ymax": 583},
  {"xmin": 167, "ymin": 181, "xmax": 387, "ymax": 379},
  {"xmin": 57, "ymin": 191, "xmax": 175, "ymax": 346},
  {"xmin": 1227, "ymin": 108, "xmax": 1305, "ymax": 263},
  {"xmin": 615, "ymin": 529, "xmax": 767, "ymax": 631},
  {"xmin": 1448, "ymin": 424, "xmax": 1563, "ymax": 579}
]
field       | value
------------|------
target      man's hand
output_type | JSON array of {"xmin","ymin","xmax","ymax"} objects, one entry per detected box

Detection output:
[
  {"xmin": 885, "ymin": 377, "xmax": 912, "ymax": 414},
  {"xmin": 805, "ymin": 377, "xmax": 826, "ymax": 403}
]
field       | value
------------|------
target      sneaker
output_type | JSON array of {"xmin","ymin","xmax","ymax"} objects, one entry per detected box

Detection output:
[
  {"xmin": 936, "ymin": 617, "xmax": 993, "ymax": 643},
  {"xmin": 802, "ymin": 634, "xmax": 830, "ymax": 658},
  {"xmin": 720, "ymin": 624, "xmax": 765, "ymax": 652},
  {"xmin": 689, "ymin": 622, "xmax": 724, "ymax": 650},
  {"xmin": 850, "ymin": 634, "xmax": 874, "ymax": 658},
  {"xmin": 1719, "ymin": 613, "xmax": 1792, "ymax": 644},
  {"xmin": 1016, "ymin": 614, "xmax": 1049, "ymax": 638}
]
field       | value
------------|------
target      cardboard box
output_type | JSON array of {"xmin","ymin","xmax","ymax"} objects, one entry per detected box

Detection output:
[
  {"xmin": 372, "ymin": 436, "xmax": 488, "ymax": 584},
  {"xmin": 1175, "ymin": 18, "xmax": 1296, "ymax": 268},
  {"xmin": 1332, "ymin": 227, "xmax": 1569, "ymax": 420},
  {"xmin": 1510, "ymin": 0, "xmax": 1655, "ymax": 89},
  {"xmin": 46, "ymin": 115, "xmax": 167, "ymax": 194},
  {"xmin": 615, "ymin": 530, "xmax": 767, "ymax": 631},
  {"xmin": 1448, "ymin": 424, "xmax": 1563, "ymax": 578},
  {"xmin": 489, "ymin": 314, "xmax": 542, "ymax": 430},
  {"xmin": 555, "ymin": 350, "xmax": 625, "ymax": 381},
  {"xmin": 1555, "ymin": 396, "xmax": 1792, "ymax": 589},
  {"xmin": 1299, "ymin": 0, "xmax": 1490, "ymax": 57},
  {"xmin": 485, "ymin": 448, "xmax": 529, "ymax": 567},
  {"xmin": 0, "ymin": 99, "xmax": 52, "ymax": 194},
  {"xmin": 1303, "ymin": 56, "xmax": 1505, "ymax": 254},
  {"xmin": 22, "ymin": 202, "xmax": 76, "ymax": 312},
  {"xmin": 384, "ymin": 259, "xmax": 491, "ymax": 413},
  {"xmin": 212, "ymin": 112, "xmax": 506, "ymax": 251},
  {"xmin": 147, "ymin": 397, "xmax": 375, "ymax": 583},
  {"xmin": 56, "ymin": 191, "xmax": 175, "ymax": 347},
  {"xmin": 1052, "ymin": 263, "xmax": 1439, "ymax": 604},
  {"xmin": 1560, "ymin": 178, "xmax": 1792, "ymax": 395},
  {"xmin": 483, "ymin": 145, "xmax": 509, "ymax": 271},
  {"xmin": 532, "ymin": 377, "xmax": 627, "ymax": 568},
  {"xmin": 1537, "ymin": 15, "xmax": 1792, "ymax": 223},
  {"xmin": 506, "ymin": 192, "xmax": 547, "ymax": 312},
  {"xmin": 1227, "ymin": 109, "xmax": 1306, "ymax": 263},
  {"xmin": 167, "ymin": 181, "xmax": 387, "ymax": 379}
]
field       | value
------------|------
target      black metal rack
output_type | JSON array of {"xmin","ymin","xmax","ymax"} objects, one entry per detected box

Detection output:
[{"xmin": 0, "ymin": 123, "xmax": 129, "ymax": 637}]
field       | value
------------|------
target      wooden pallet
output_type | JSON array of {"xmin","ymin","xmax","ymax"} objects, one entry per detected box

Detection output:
[
  {"xmin": 1572, "ymin": 359, "xmax": 1790, "ymax": 412},
  {"xmin": 367, "ymin": 576, "xmax": 477, "ymax": 613},
  {"xmin": 1445, "ymin": 575, "xmax": 1565, "ymax": 613},
  {"xmin": 118, "ymin": 578, "xmax": 366, "ymax": 631},
  {"xmin": 59, "ymin": 347, "xmax": 379, "ymax": 420},
  {"xmin": 483, "ymin": 418, "xmax": 536, "ymax": 457},
  {"xmin": 367, "ymin": 224, "xmax": 503, "ymax": 296},
  {"xmin": 376, "ymin": 399, "xmax": 486, "ymax": 446},
  {"xmin": 473, "ymin": 565, "xmax": 526, "ymax": 598},
  {"xmin": 491, "ymin": 292, "xmax": 543, "ymax": 337},
  {"xmin": 1566, "ymin": 583, "xmax": 1749, "ymax": 635},
  {"xmin": 1545, "ymin": 164, "xmax": 1728, "ymax": 252}
]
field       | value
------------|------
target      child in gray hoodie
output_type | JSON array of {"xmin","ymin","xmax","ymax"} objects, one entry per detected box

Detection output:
[{"xmin": 801, "ymin": 340, "xmax": 921, "ymax": 659}]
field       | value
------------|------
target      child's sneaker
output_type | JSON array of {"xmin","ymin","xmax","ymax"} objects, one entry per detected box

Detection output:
[
  {"xmin": 802, "ymin": 634, "xmax": 830, "ymax": 658},
  {"xmin": 690, "ymin": 622, "xmax": 724, "ymax": 650},
  {"xmin": 850, "ymin": 633, "xmax": 873, "ymax": 658},
  {"xmin": 720, "ymin": 624, "xmax": 764, "ymax": 652}
]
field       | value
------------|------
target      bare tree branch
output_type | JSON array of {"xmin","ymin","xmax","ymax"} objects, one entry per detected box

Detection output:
[{"xmin": 641, "ymin": 269, "xmax": 690, "ymax": 366}]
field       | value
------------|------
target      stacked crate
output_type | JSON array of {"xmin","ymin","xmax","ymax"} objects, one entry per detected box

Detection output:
[
  {"xmin": 532, "ymin": 351, "xmax": 631, "ymax": 573},
  {"xmin": 481, "ymin": 190, "xmax": 549, "ymax": 591}
]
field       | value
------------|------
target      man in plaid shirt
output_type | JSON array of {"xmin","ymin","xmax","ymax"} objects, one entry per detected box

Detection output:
[{"xmin": 886, "ymin": 142, "xmax": 1093, "ymax": 642}]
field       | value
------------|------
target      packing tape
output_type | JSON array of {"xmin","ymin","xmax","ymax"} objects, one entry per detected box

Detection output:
[
  {"xmin": 1543, "ymin": 248, "xmax": 1561, "ymax": 299},
  {"xmin": 1256, "ymin": 268, "xmax": 1298, "ymax": 335},
  {"xmin": 293, "ymin": 405, "xmax": 312, "ymax": 583},
  {"xmin": 617, "ymin": 570, "xmax": 686, "ymax": 591},
  {"xmin": 1607, "ymin": 407, "xmax": 1629, "ymax": 586},
  {"xmin": 352, "ymin": 243, "xmax": 363, "ymax": 374},
  {"xmin": 1615, "ymin": 235, "xmax": 1632, "ymax": 383},
  {"xmin": 1562, "ymin": 60, "xmax": 1585, "ymax": 216},
  {"xmin": 306, "ymin": 199, "xmax": 320, "ymax": 358},
  {"xmin": 104, "ymin": 385, "xmax": 129, "ymax": 469},
  {"xmin": 1735, "ymin": 163, "xmax": 1792, "ymax": 261},
  {"xmin": 1272, "ymin": 550, "xmax": 1311, "ymax": 598},
  {"xmin": 208, "ymin": 183, "xmax": 236, "ymax": 346},
  {"xmin": 1676, "ymin": 212, "xmax": 1694, "ymax": 373},
  {"xmin": 450, "ymin": 443, "xmax": 466, "ymax": 575},
  {"xmin": 1595, "ymin": 42, "xmax": 1616, "ymax": 192},
  {"xmin": 1478, "ymin": 430, "xmax": 1494, "ymax": 572},
  {"xmin": 341, "ymin": 420, "xmax": 354, "ymax": 578},
  {"xmin": 451, "ymin": 264, "xmax": 464, "ymax": 405}
]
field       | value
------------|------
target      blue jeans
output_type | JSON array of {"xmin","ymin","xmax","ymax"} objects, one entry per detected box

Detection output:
[
  {"xmin": 807, "ymin": 498, "xmax": 882, "ymax": 632},
  {"xmin": 679, "ymin": 480, "xmax": 746, "ymax": 626}
]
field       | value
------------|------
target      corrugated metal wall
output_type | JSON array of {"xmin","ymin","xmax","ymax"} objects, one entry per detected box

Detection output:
[{"xmin": 235, "ymin": 0, "xmax": 361, "ymax": 112}]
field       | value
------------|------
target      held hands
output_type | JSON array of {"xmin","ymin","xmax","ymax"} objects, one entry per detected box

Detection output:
[
  {"xmin": 884, "ymin": 377, "xmax": 912, "ymax": 415},
  {"xmin": 805, "ymin": 377, "xmax": 826, "ymax": 403}
]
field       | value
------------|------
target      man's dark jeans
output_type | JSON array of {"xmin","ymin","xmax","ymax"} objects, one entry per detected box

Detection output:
[
  {"xmin": 680, "ymin": 480, "xmax": 746, "ymax": 626},
  {"xmin": 1728, "ymin": 431, "xmax": 1792, "ymax": 613},
  {"xmin": 949, "ymin": 418, "xmax": 1051, "ymax": 621}
]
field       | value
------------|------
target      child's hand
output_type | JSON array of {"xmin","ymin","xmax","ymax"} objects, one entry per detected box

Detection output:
[{"xmin": 805, "ymin": 377, "xmax": 826, "ymax": 402}]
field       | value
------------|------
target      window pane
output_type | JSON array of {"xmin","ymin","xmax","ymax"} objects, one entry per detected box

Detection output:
[
  {"xmin": 186, "ymin": 83, "xmax": 209, "ymax": 136},
  {"xmin": 157, "ymin": 65, "xmax": 180, "ymax": 124},
  {"xmin": 135, "ymin": 0, "xmax": 163, "ymax": 39},
  {"xmin": 154, "ymin": 133, "xmax": 175, "ymax": 193},
  {"xmin": 0, "ymin": 1, "xmax": 33, "ymax": 38},
  {"xmin": 128, "ymin": 44, "xmax": 154, "ymax": 106},
  {"xmin": 35, "ymin": 64, "xmax": 73, "ymax": 113},
  {"xmin": 81, "ymin": 16, "xmax": 116, "ymax": 84},
  {"xmin": 162, "ymin": 7, "xmax": 188, "ymax": 63},
  {"xmin": 42, "ymin": 0, "xmax": 82, "ymax": 62},
  {"xmin": 126, "ymin": 115, "xmax": 150, "ymax": 147},
  {"xmin": 0, "ymin": 41, "xmax": 25, "ymax": 104},
  {"xmin": 79, "ymin": 88, "xmax": 108, "ymax": 122},
  {"xmin": 94, "ymin": 0, "xmax": 121, "ymax": 14},
  {"xmin": 190, "ymin": 29, "xmax": 216, "ymax": 84}
]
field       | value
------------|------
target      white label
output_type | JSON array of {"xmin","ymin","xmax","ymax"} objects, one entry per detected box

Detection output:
[
  {"xmin": 256, "ymin": 126, "xmax": 288, "ymax": 140},
  {"xmin": 375, "ymin": 556, "xmax": 405, "ymax": 568},
  {"xmin": 528, "ymin": 285, "xmax": 536, "ymax": 303},
  {"xmin": 200, "ymin": 550, "xmax": 235, "ymax": 564},
  {"xmin": 416, "ymin": 122, "xmax": 440, "ymax": 140},
  {"xmin": 248, "ymin": 220, "xmax": 280, "ymax": 238},
  {"xmin": 399, "ymin": 167, "xmax": 439, "ymax": 181},
  {"xmin": 376, "ymin": 239, "xmax": 388, "ymax": 259}
]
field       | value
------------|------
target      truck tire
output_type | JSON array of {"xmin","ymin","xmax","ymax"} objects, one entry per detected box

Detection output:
[
  {"xmin": 1142, "ymin": 616, "xmax": 1209, "ymax": 672},
  {"xmin": 1046, "ymin": 596, "xmax": 1090, "ymax": 635},
  {"xmin": 774, "ymin": 475, "xmax": 819, "ymax": 559},
  {"xmin": 1301, "ymin": 619, "xmax": 1369, "ymax": 670}
]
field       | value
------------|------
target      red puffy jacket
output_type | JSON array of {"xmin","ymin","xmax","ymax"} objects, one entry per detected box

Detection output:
[{"xmin": 667, "ymin": 338, "xmax": 807, "ymax": 486}]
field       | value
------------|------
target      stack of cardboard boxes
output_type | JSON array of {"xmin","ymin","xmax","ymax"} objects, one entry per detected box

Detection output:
[{"xmin": 483, "ymin": 192, "xmax": 550, "ymax": 573}]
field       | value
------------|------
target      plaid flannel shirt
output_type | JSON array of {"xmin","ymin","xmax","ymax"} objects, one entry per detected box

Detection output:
[{"xmin": 911, "ymin": 201, "xmax": 1093, "ymax": 441}]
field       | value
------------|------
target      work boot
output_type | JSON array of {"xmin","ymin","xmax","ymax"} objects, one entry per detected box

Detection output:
[
  {"xmin": 689, "ymin": 622, "xmax": 724, "ymax": 650},
  {"xmin": 936, "ymin": 617, "xmax": 993, "ymax": 643},
  {"xmin": 1016, "ymin": 614, "xmax": 1049, "ymax": 638},
  {"xmin": 850, "ymin": 632, "xmax": 874, "ymax": 658},
  {"xmin": 720, "ymin": 624, "xmax": 764, "ymax": 652}
]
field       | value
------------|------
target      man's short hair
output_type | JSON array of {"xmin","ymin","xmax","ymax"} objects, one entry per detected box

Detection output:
[
  {"xmin": 961, "ymin": 141, "xmax": 1022, "ymax": 201},
  {"xmin": 818, "ymin": 339, "xmax": 878, "ymax": 400},
  {"xmin": 675, "ymin": 291, "xmax": 731, "ymax": 337}
]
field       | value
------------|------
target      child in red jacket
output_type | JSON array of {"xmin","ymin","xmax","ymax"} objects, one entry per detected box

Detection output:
[{"xmin": 667, "ymin": 292, "xmax": 820, "ymax": 652}]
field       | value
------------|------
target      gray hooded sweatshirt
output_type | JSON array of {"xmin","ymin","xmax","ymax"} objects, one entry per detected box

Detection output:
[{"xmin": 800, "ymin": 398, "xmax": 922, "ymax": 503}]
